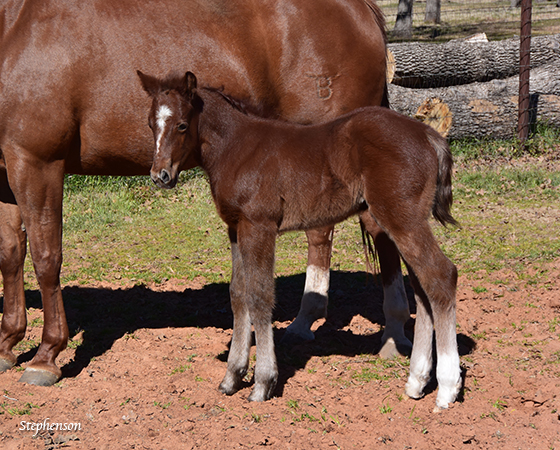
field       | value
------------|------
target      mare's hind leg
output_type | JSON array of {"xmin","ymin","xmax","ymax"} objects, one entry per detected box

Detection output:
[
  {"xmin": 219, "ymin": 228, "xmax": 252, "ymax": 395},
  {"xmin": 360, "ymin": 213, "xmax": 412, "ymax": 358},
  {"xmin": 284, "ymin": 226, "xmax": 332, "ymax": 343},
  {"xmin": 237, "ymin": 220, "xmax": 278, "ymax": 402},
  {"xmin": 0, "ymin": 171, "xmax": 28, "ymax": 372},
  {"xmin": 285, "ymin": 221, "xmax": 412, "ymax": 359},
  {"xmin": 4, "ymin": 155, "xmax": 68, "ymax": 386}
]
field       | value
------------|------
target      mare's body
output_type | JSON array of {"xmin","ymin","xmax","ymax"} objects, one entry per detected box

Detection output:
[
  {"xmin": 0, "ymin": 0, "xmax": 408, "ymax": 386},
  {"xmin": 141, "ymin": 73, "xmax": 462, "ymax": 408}
]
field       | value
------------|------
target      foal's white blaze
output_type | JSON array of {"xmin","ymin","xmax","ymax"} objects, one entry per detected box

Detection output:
[{"xmin": 155, "ymin": 104, "xmax": 173, "ymax": 155}]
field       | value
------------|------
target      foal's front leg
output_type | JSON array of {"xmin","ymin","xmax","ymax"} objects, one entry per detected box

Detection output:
[
  {"xmin": 219, "ymin": 228, "xmax": 252, "ymax": 395},
  {"xmin": 238, "ymin": 221, "xmax": 278, "ymax": 402}
]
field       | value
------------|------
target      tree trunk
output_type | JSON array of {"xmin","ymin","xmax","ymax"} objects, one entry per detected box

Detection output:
[
  {"xmin": 424, "ymin": 0, "xmax": 441, "ymax": 24},
  {"xmin": 388, "ymin": 62, "xmax": 560, "ymax": 139},
  {"xmin": 393, "ymin": 0, "xmax": 414, "ymax": 39},
  {"xmin": 388, "ymin": 34, "xmax": 560, "ymax": 88}
]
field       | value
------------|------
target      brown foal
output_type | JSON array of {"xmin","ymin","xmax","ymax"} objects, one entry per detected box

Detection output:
[{"xmin": 139, "ymin": 71, "xmax": 462, "ymax": 410}]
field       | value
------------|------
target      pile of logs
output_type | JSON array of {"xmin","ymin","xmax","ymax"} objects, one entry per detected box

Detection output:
[{"xmin": 387, "ymin": 33, "xmax": 560, "ymax": 139}]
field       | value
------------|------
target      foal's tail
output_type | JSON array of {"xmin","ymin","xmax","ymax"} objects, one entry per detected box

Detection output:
[{"xmin": 427, "ymin": 130, "xmax": 459, "ymax": 227}]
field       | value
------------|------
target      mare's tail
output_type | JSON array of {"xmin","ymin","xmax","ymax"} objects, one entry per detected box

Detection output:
[
  {"xmin": 427, "ymin": 130, "xmax": 459, "ymax": 227},
  {"xmin": 359, "ymin": 218, "xmax": 378, "ymax": 279}
]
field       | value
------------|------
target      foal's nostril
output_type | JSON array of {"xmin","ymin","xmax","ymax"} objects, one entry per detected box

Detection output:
[{"xmin": 160, "ymin": 169, "xmax": 171, "ymax": 184}]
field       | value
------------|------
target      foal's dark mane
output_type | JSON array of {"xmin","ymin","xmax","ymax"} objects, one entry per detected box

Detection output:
[
  {"xmin": 201, "ymin": 87, "xmax": 276, "ymax": 119},
  {"xmin": 153, "ymin": 73, "xmax": 278, "ymax": 119}
]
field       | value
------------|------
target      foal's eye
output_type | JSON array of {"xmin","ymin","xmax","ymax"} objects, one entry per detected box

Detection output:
[{"xmin": 177, "ymin": 123, "xmax": 188, "ymax": 132}]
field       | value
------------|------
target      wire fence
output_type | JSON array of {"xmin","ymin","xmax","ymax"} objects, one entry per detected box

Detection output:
[
  {"xmin": 380, "ymin": 0, "xmax": 559, "ymax": 42},
  {"xmin": 378, "ymin": 0, "xmax": 560, "ymax": 142}
]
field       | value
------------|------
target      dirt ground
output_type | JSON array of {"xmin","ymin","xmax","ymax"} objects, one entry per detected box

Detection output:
[{"xmin": 1, "ymin": 259, "xmax": 559, "ymax": 449}]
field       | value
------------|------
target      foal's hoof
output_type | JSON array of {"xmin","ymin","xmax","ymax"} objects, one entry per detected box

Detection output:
[
  {"xmin": 219, "ymin": 374, "xmax": 242, "ymax": 396},
  {"xmin": 18, "ymin": 368, "xmax": 60, "ymax": 386},
  {"xmin": 0, "ymin": 357, "xmax": 15, "ymax": 373},
  {"xmin": 404, "ymin": 376, "xmax": 427, "ymax": 400},
  {"xmin": 247, "ymin": 383, "xmax": 275, "ymax": 402}
]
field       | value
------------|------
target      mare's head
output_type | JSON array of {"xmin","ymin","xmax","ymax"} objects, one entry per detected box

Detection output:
[{"xmin": 137, "ymin": 70, "xmax": 201, "ymax": 189}]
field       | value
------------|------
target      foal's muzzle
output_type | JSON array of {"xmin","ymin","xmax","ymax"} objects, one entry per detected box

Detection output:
[{"xmin": 151, "ymin": 168, "xmax": 177, "ymax": 189}]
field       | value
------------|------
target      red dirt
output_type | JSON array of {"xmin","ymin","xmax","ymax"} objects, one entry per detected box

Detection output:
[{"xmin": 1, "ymin": 262, "xmax": 559, "ymax": 449}]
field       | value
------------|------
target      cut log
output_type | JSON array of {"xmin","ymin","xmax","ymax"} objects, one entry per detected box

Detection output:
[
  {"xmin": 388, "ymin": 34, "xmax": 560, "ymax": 88},
  {"xmin": 386, "ymin": 49, "xmax": 396, "ymax": 84},
  {"xmin": 388, "ymin": 62, "xmax": 560, "ymax": 139},
  {"xmin": 414, "ymin": 98, "xmax": 452, "ymax": 137}
]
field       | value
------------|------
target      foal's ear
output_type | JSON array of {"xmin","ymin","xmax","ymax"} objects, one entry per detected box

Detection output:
[
  {"xmin": 137, "ymin": 70, "xmax": 161, "ymax": 96},
  {"xmin": 183, "ymin": 71, "xmax": 198, "ymax": 99}
]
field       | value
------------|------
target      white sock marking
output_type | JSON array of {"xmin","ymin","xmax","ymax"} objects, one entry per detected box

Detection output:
[{"xmin": 303, "ymin": 265, "xmax": 329, "ymax": 297}]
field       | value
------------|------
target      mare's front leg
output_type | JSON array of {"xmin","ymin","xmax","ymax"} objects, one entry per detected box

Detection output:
[
  {"xmin": 4, "ymin": 156, "xmax": 68, "ymax": 386},
  {"xmin": 360, "ymin": 213, "xmax": 412, "ymax": 358},
  {"xmin": 219, "ymin": 227, "xmax": 252, "ymax": 395},
  {"xmin": 0, "ymin": 170, "xmax": 28, "ymax": 372},
  {"xmin": 238, "ymin": 220, "xmax": 278, "ymax": 402},
  {"xmin": 283, "ymin": 226, "xmax": 332, "ymax": 342}
]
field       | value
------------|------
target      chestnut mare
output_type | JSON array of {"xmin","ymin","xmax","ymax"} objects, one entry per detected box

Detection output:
[
  {"xmin": 139, "ymin": 71, "xmax": 462, "ymax": 409},
  {"xmin": 0, "ymin": 0, "xmax": 408, "ymax": 387}
]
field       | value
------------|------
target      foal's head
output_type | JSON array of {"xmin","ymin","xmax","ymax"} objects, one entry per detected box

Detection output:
[{"xmin": 137, "ymin": 70, "xmax": 201, "ymax": 189}]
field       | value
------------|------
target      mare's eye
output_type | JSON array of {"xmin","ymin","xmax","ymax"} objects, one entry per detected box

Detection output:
[{"xmin": 177, "ymin": 123, "xmax": 188, "ymax": 132}]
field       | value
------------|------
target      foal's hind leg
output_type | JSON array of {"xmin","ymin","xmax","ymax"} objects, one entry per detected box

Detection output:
[
  {"xmin": 390, "ymin": 225, "xmax": 461, "ymax": 409},
  {"xmin": 403, "ymin": 270, "xmax": 434, "ymax": 400},
  {"xmin": 0, "ymin": 174, "xmax": 28, "ymax": 372},
  {"xmin": 219, "ymin": 228, "xmax": 252, "ymax": 396},
  {"xmin": 360, "ymin": 213, "xmax": 412, "ymax": 358}
]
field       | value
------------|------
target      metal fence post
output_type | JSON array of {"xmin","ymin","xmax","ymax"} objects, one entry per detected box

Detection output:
[{"xmin": 518, "ymin": 0, "xmax": 532, "ymax": 148}]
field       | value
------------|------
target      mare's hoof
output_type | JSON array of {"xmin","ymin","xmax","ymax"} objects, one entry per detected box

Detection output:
[
  {"xmin": 279, "ymin": 328, "xmax": 314, "ymax": 346},
  {"xmin": 0, "ymin": 358, "xmax": 15, "ymax": 373},
  {"xmin": 18, "ymin": 368, "xmax": 60, "ymax": 386},
  {"xmin": 379, "ymin": 337, "xmax": 412, "ymax": 360}
]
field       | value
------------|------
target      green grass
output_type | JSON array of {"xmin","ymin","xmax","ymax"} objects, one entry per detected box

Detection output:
[{"xmin": 57, "ymin": 170, "xmax": 231, "ymax": 286}]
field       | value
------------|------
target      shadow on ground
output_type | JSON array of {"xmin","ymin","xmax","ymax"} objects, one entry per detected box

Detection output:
[{"xmin": 7, "ymin": 270, "xmax": 475, "ymax": 394}]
